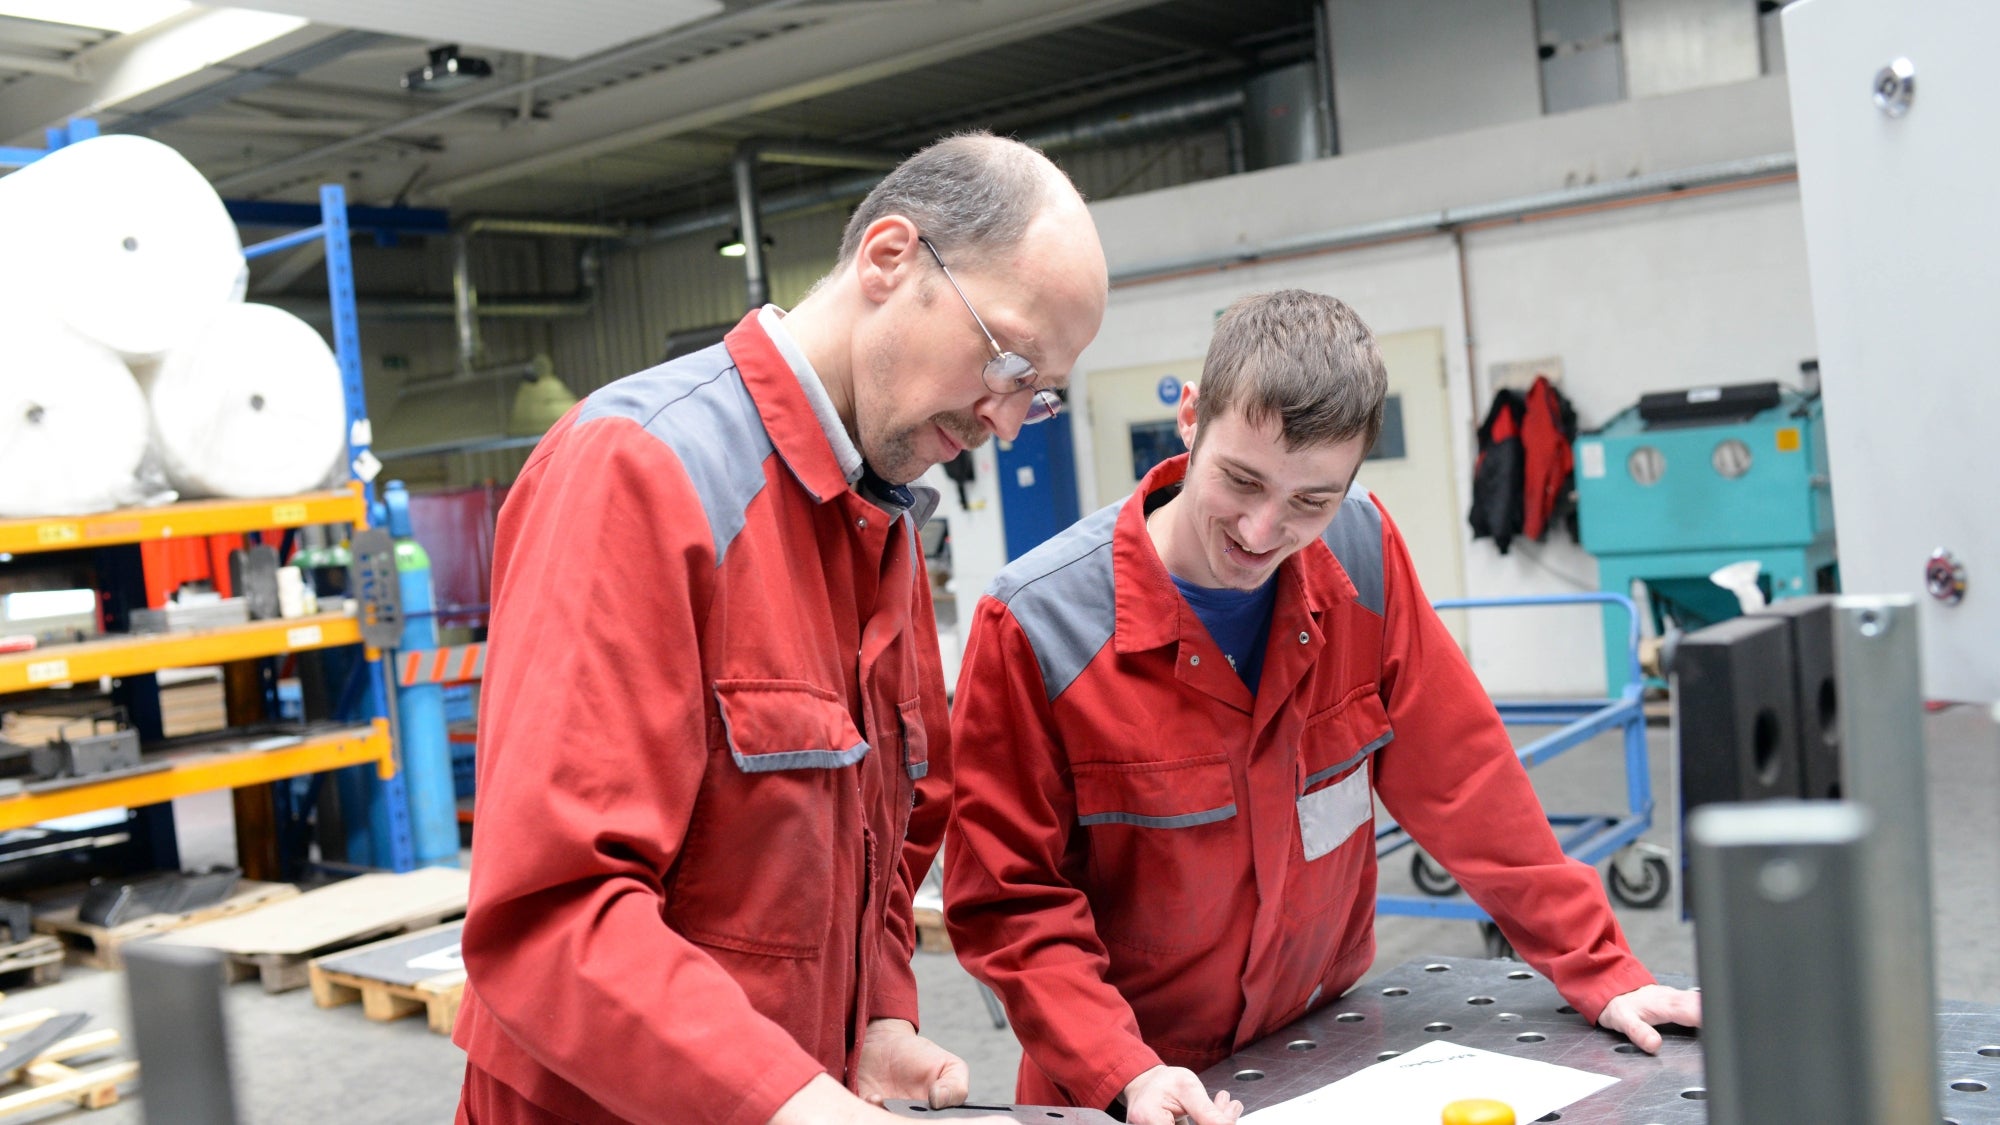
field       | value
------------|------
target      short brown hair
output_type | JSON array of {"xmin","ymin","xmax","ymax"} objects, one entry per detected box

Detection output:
[{"xmin": 1194, "ymin": 289, "xmax": 1387, "ymax": 454}]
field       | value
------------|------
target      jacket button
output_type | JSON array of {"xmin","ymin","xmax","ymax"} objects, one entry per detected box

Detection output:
[
  {"xmin": 857, "ymin": 517, "xmax": 869, "ymax": 529},
  {"xmin": 1298, "ymin": 631, "xmax": 1310, "ymax": 644},
  {"xmin": 1189, "ymin": 654, "xmax": 1201, "ymax": 667}
]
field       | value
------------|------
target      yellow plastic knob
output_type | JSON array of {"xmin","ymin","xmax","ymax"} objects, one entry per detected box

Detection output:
[{"xmin": 1441, "ymin": 1099, "xmax": 1515, "ymax": 1125}]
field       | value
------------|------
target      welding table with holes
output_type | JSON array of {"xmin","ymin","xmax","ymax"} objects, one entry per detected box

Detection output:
[
  {"xmin": 1377, "ymin": 593, "xmax": 1671, "ymax": 957},
  {"xmin": 1191, "ymin": 956, "xmax": 2000, "ymax": 1123}
]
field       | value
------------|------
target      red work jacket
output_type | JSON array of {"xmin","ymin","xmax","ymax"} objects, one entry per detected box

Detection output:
[
  {"xmin": 943, "ymin": 455, "xmax": 1652, "ymax": 1110},
  {"xmin": 454, "ymin": 311, "xmax": 953, "ymax": 1125}
]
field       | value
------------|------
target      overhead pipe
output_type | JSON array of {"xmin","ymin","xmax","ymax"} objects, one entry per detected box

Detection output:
[{"xmin": 1022, "ymin": 83, "xmax": 1246, "ymax": 152}]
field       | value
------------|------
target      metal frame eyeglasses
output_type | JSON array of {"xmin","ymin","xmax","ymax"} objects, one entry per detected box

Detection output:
[{"xmin": 918, "ymin": 235, "xmax": 1061, "ymax": 425}]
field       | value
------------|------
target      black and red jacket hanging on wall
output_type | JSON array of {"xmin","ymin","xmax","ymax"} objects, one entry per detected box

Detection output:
[
  {"xmin": 1469, "ymin": 388, "xmax": 1526, "ymax": 553},
  {"xmin": 1469, "ymin": 376, "xmax": 1578, "ymax": 554},
  {"xmin": 1520, "ymin": 375, "xmax": 1578, "ymax": 542}
]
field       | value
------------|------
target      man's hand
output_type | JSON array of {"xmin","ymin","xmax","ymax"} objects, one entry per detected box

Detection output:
[
  {"xmin": 1121, "ymin": 1064, "xmax": 1242, "ymax": 1125},
  {"xmin": 855, "ymin": 1018, "xmax": 971, "ymax": 1110},
  {"xmin": 1596, "ymin": 984, "xmax": 1702, "ymax": 1053},
  {"xmin": 769, "ymin": 1074, "xmax": 1009, "ymax": 1125}
]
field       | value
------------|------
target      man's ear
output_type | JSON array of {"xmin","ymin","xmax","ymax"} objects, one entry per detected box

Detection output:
[
  {"xmin": 1177, "ymin": 383, "xmax": 1200, "ymax": 449},
  {"xmin": 855, "ymin": 216, "xmax": 921, "ymax": 304}
]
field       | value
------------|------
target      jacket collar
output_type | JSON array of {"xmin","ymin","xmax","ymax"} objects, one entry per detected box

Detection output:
[
  {"xmin": 1111, "ymin": 454, "xmax": 1360, "ymax": 655},
  {"xmin": 725, "ymin": 310, "xmax": 853, "ymax": 504}
]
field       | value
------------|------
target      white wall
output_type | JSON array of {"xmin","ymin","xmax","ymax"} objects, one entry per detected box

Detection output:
[
  {"xmin": 1329, "ymin": 0, "xmax": 1544, "ymax": 151},
  {"xmin": 1082, "ymin": 75, "xmax": 1814, "ymax": 697}
]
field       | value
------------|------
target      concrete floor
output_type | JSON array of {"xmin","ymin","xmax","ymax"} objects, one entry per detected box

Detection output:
[{"xmin": 4, "ymin": 706, "xmax": 1993, "ymax": 1122}]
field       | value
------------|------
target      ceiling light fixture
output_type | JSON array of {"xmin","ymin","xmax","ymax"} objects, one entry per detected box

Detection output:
[
  {"xmin": 402, "ymin": 44, "xmax": 493, "ymax": 93},
  {"xmin": 715, "ymin": 228, "xmax": 773, "ymax": 258}
]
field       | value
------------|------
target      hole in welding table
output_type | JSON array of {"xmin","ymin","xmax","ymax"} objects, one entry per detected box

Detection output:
[
  {"xmin": 1233, "ymin": 1070, "xmax": 1265, "ymax": 1082},
  {"xmin": 1516, "ymin": 1033, "xmax": 1546, "ymax": 1043},
  {"xmin": 1382, "ymin": 987, "xmax": 1409, "ymax": 997},
  {"xmin": 1950, "ymin": 1080, "xmax": 1989, "ymax": 1093},
  {"xmin": 1615, "ymin": 1043, "xmax": 1644, "ymax": 1054},
  {"xmin": 1424, "ymin": 964, "xmax": 1451, "ymax": 972},
  {"xmin": 1286, "ymin": 1040, "xmax": 1317, "ymax": 1051},
  {"xmin": 1557, "ymin": 1005, "xmax": 1578, "ymax": 1015},
  {"xmin": 1425, "ymin": 1023, "xmax": 1452, "ymax": 1033},
  {"xmin": 1334, "ymin": 1013, "xmax": 1363, "ymax": 1023},
  {"xmin": 1467, "ymin": 996, "xmax": 1495, "ymax": 1005},
  {"xmin": 1507, "ymin": 971, "xmax": 1533, "ymax": 980},
  {"xmin": 1537, "ymin": 1115, "xmax": 1561, "ymax": 1122},
  {"xmin": 1376, "ymin": 1051, "xmax": 1400, "ymax": 1061},
  {"xmin": 1680, "ymin": 1088, "xmax": 1708, "ymax": 1100},
  {"xmin": 1978, "ymin": 1047, "xmax": 2000, "ymax": 1058}
]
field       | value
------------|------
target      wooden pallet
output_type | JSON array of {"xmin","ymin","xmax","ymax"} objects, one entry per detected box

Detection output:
[
  {"xmin": 308, "ymin": 924, "xmax": 466, "ymax": 1035},
  {"xmin": 0, "ymin": 937, "xmax": 62, "ymax": 991},
  {"xmin": 152, "ymin": 867, "xmax": 471, "ymax": 994},
  {"xmin": 0, "ymin": 1010, "xmax": 135, "ymax": 1117},
  {"xmin": 34, "ymin": 880, "xmax": 299, "ymax": 971},
  {"xmin": 912, "ymin": 906, "xmax": 951, "ymax": 954},
  {"xmin": 220, "ymin": 902, "xmax": 463, "ymax": 994}
]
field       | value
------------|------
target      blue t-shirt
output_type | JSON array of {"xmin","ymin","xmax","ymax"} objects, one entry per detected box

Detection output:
[{"xmin": 1170, "ymin": 574, "xmax": 1278, "ymax": 692}]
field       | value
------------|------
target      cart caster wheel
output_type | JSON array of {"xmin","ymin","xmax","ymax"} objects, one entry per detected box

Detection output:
[
  {"xmin": 1608, "ymin": 854, "xmax": 1672, "ymax": 909},
  {"xmin": 1479, "ymin": 921, "xmax": 1517, "ymax": 961},
  {"xmin": 1411, "ymin": 852, "xmax": 1460, "ymax": 897}
]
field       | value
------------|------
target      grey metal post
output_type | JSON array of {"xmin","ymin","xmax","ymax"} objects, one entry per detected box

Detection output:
[
  {"xmin": 123, "ymin": 942, "xmax": 241, "ymax": 1124},
  {"xmin": 732, "ymin": 144, "xmax": 770, "ymax": 310}
]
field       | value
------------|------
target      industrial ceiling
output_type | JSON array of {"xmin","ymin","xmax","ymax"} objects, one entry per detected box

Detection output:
[{"xmin": 0, "ymin": 0, "xmax": 1320, "ymax": 226}]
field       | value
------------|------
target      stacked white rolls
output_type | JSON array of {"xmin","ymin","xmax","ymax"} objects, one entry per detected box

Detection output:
[
  {"xmin": 0, "ymin": 320, "xmax": 154, "ymax": 517},
  {"xmin": 140, "ymin": 302, "xmax": 347, "ymax": 499},
  {"xmin": 0, "ymin": 135, "xmax": 349, "ymax": 514}
]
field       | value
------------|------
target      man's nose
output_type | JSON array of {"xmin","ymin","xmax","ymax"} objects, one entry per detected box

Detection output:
[{"xmin": 975, "ymin": 390, "xmax": 1027, "ymax": 443}]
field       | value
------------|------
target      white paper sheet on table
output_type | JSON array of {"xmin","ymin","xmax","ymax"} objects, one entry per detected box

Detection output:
[{"xmin": 1239, "ymin": 1038, "xmax": 1618, "ymax": 1125}]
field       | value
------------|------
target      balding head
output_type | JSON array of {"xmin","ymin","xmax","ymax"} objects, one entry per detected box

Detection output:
[{"xmin": 836, "ymin": 131, "xmax": 1083, "ymax": 275}]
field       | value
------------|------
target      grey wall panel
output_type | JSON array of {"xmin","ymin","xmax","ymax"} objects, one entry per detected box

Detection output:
[
  {"xmin": 1329, "ymin": 0, "xmax": 1543, "ymax": 152},
  {"xmin": 1621, "ymin": 0, "xmax": 1760, "ymax": 99}
]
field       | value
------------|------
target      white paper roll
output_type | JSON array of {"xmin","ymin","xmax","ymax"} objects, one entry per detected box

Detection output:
[
  {"xmin": 0, "ymin": 317, "xmax": 160, "ymax": 517},
  {"xmin": 142, "ymin": 303, "xmax": 348, "ymax": 499},
  {"xmin": 0, "ymin": 135, "xmax": 246, "ymax": 361}
]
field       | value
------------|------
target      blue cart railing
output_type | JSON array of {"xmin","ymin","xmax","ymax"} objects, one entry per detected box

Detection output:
[{"xmin": 1374, "ymin": 592, "xmax": 1671, "ymax": 956}]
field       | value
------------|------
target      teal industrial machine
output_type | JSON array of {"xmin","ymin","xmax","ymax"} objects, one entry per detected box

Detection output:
[{"xmin": 1575, "ymin": 381, "xmax": 1836, "ymax": 692}]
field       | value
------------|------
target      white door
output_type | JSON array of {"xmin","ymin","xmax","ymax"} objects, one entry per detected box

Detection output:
[
  {"xmin": 1085, "ymin": 356, "xmax": 1205, "ymax": 509},
  {"xmin": 1354, "ymin": 328, "xmax": 1467, "ymax": 643}
]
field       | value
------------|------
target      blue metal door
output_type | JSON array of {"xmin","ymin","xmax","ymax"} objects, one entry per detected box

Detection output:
[{"xmin": 995, "ymin": 413, "xmax": 1081, "ymax": 561}]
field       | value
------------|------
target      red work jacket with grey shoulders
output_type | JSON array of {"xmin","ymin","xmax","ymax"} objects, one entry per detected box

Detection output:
[
  {"xmin": 452, "ymin": 310, "xmax": 953, "ymax": 1125},
  {"xmin": 943, "ymin": 455, "xmax": 1653, "ymax": 1111}
]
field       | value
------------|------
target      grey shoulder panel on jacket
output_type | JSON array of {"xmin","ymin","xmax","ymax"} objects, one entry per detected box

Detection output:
[
  {"xmin": 986, "ymin": 500, "xmax": 1124, "ymax": 703},
  {"xmin": 576, "ymin": 341, "xmax": 773, "ymax": 564},
  {"xmin": 1321, "ymin": 482, "xmax": 1385, "ymax": 616}
]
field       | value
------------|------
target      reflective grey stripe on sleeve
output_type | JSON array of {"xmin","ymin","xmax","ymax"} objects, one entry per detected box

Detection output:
[
  {"xmin": 1302, "ymin": 729, "xmax": 1394, "ymax": 790},
  {"xmin": 578, "ymin": 341, "xmax": 773, "ymax": 566},
  {"xmin": 730, "ymin": 744, "xmax": 872, "ymax": 773},
  {"xmin": 1078, "ymin": 803, "xmax": 1238, "ymax": 829},
  {"xmin": 989, "ymin": 501, "xmax": 1124, "ymax": 702},
  {"xmin": 1321, "ymin": 483, "xmax": 1384, "ymax": 617}
]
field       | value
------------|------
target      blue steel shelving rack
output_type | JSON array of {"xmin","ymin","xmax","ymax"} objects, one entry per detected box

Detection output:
[{"xmin": 3, "ymin": 122, "xmax": 417, "ymax": 871}]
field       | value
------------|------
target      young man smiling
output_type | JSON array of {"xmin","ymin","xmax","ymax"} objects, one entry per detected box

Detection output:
[{"xmin": 943, "ymin": 290, "xmax": 1700, "ymax": 1125}]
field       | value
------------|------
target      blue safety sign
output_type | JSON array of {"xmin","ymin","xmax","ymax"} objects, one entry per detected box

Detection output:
[{"xmin": 1156, "ymin": 375, "xmax": 1181, "ymax": 405}]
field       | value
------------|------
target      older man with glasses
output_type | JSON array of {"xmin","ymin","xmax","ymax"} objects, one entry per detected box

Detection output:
[{"xmin": 455, "ymin": 131, "xmax": 1108, "ymax": 1125}]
